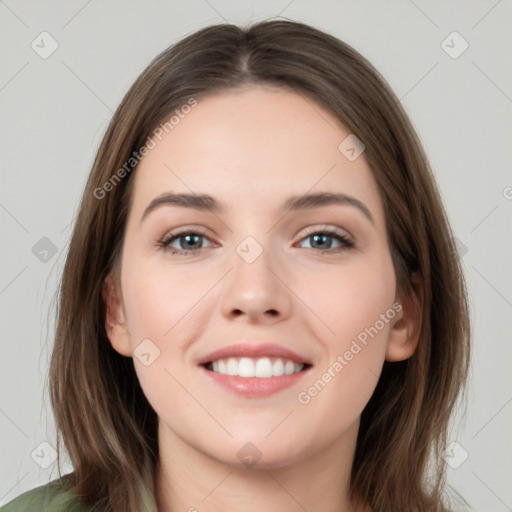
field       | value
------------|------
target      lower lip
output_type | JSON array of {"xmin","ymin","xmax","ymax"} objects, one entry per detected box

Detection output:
[{"xmin": 199, "ymin": 365, "xmax": 312, "ymax": 398}]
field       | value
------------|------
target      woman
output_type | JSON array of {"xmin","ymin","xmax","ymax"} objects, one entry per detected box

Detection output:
[{"xmin": 3, "ymin": 19, "xmax": 470, "ymax": 512}]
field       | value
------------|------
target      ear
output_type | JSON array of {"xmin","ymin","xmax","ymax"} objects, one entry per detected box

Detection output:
[
  {"xmin": 103, "ymin": 275, "xmax": 132, "ymax": 357},
  {"xmin": 385, "ymin": 273, "xmax": 423, "ymax": 362}
]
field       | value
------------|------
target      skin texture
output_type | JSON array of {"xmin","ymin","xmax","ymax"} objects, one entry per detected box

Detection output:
[{"xmin": 104, "ymin": 86, "xmax": 420, "ymax": 512}]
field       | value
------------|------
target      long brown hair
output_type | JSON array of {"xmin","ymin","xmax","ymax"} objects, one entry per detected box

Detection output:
[{"xmin": 49, "ymin": 19, "xmax": 470, "ymax": 511}]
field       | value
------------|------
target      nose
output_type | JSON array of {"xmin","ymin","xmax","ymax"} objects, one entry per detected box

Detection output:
[{"xmin": 220, "ymin": 242, "xmax": 292, "ymax": 324}]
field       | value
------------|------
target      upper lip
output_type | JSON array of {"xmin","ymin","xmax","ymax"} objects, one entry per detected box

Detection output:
[{"xmin": 197, "ymin": 343, "xmax": 312, "ymax": 366}]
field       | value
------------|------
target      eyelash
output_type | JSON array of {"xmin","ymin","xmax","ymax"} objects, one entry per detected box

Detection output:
[{"xmin": 157, "ymin": 226, "xmax": 354, "ymax": 256}]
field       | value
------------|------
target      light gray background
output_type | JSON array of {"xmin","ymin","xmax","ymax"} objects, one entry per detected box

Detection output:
[{"xmin": 1, "ymin": 1, "xmax": 511, "ymax": 510}]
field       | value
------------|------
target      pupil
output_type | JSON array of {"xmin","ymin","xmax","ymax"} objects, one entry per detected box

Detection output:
[
  {"xmin": 182, "ymin": 234, "xmax": 201, "ymax": 249},
  {"xmin": 312, "ymin": 234, "xmax": 331, "ymax": 249}
]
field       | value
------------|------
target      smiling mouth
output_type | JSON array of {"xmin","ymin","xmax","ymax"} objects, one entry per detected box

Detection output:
[{"xmin": 203, "ymin": 356, "xmax": 312, "ymax": 378}]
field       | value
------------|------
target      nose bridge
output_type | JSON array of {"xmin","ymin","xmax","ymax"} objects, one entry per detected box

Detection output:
[{"xmin": 220, "ymin": 232, "xmax": 291, "ymax": 322}]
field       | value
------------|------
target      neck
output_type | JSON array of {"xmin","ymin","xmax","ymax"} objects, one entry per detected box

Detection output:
[{"xmin": 154, "ymin": 419, "xmax": 370, "ymax": 512}]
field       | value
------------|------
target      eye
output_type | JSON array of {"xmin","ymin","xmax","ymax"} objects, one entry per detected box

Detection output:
[
  {"xmin": 157, "ymin": 229, "xmax": 215, "ymax": 255},
  {"xmin": 296, "ymin": 226, "xmax": 354, "ymax": 254},
  {"xmin": 157, "ymin": 226, "xmax": 354, "ymax": 257}
]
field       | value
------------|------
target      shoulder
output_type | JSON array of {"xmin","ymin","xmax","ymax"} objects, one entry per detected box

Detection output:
[{"xmin": 1, "ymin": 477, "xmax": 95, "ymax": 512}]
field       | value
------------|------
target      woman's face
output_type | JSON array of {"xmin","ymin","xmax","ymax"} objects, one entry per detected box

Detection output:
[{"xmin": 107, "ymin": 86, "xmax": 410, "ymax": 469}]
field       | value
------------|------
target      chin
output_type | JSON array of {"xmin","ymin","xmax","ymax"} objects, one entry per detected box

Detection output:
[{"xmin": 207, "ymin": 434, "xmax": 311, "ymax": 471}]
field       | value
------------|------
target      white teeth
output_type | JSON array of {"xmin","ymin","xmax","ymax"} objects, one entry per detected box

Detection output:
[
  {"xmin": 255, "ymin": 357, "xmax": 272, "ymax": 378},
  {"xmin": 226, "ymin": 357, "xmax": 238, "ymax": 376},
  {"xmin": 238, "ymin": 357, "xmax": 255, "ymax": 377},
  {"xmin": 272, "ymin": 359, "xmax": 284, "ymax": 376},
  {"xmin": 284, "ymin": 360, "xmax": 295, "ymax": 375},
  {"xmin": 208, "ymin": 357, "xmax": 305, "ymax": 378}
]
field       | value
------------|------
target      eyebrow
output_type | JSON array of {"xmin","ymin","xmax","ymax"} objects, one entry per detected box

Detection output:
[{"xmin": 140, "ymin": 191, "xmax": 374, "ymax": 224}]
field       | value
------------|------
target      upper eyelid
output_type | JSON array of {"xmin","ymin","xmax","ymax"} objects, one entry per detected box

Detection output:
[{"xmin": 299, "ymin": 224, "xmax": 352, "ymax": 238}]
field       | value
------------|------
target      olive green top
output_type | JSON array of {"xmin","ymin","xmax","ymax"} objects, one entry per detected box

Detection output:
[{"xmin": 1, "ymin": 477, "xmax": 158, "ymax": 511}]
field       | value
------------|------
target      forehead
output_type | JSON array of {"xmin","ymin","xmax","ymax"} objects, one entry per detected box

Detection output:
[{"xmin": 130, "ymin": 86, "xmax": 384, "ymax": 223}]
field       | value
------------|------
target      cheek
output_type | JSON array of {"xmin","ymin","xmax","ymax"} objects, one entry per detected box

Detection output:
[
  {"xmin": 298, "ymin": 252, "xmax": 396, "ymax": 346},
  {"xmin": 296, "ymin": 253, "xmax": 396, "ymax": 400},
  {"xmin": 120, "ymin": 254, "xmax": 210, "ymax": 345},
  {"xmin": 120, "ymin": 258, "xmax": 208, "ymax": 423}
]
